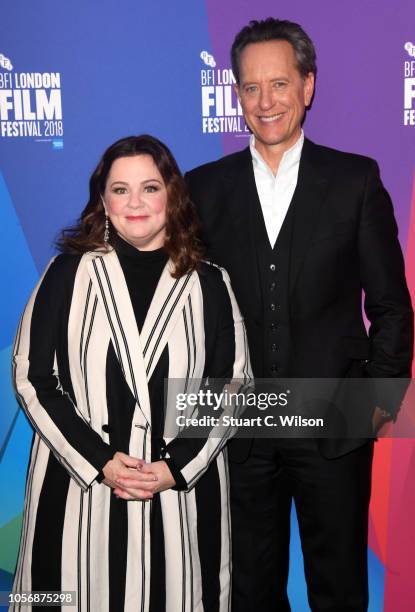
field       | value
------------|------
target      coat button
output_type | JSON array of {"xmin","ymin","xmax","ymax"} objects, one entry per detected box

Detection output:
[
  {"xmin": 269, "ymin": 282, "xmax": 276, "ymax": 291},
  {"xmin": 271, "ymin": 343, "xmax": 277, "ymax": 351},
  {"xmin": 270, "ymin": 322, "xmax": 278, "ymax": 331},
  {"xmin": 270, "ymin": 364, "xmax": 278, "ymax": 375},
  {"xmin": 269, "ymin": 264, "xmax": 276, "ymax": 271},
  {"xmin": 270, "ymin": 303, "xmax": 277, "ymax": 311}
]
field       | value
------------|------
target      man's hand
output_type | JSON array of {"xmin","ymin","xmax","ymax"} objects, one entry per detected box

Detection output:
[
  {"xmin": 113, "ymin": 460, "xmax": 176, "ymax": 501},
  {"xmin": 372, "ymin": 406, "xmax": 392, "ymax": 434}
]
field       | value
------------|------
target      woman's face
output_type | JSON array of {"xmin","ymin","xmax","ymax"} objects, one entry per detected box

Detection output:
[{"xmin": 103, "ymin": 154, "xmax": 167, "ymax": 250}]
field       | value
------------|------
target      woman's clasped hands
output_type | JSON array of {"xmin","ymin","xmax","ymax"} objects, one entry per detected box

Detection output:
[{"xmin": 102, "ymin": 451, "xmax": 176, "ymax": 501}]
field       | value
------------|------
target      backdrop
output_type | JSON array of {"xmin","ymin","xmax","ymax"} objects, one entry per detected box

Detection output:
[{"xmin": 1, "ymin": 1, "xmax": 414, "ymax": 610}]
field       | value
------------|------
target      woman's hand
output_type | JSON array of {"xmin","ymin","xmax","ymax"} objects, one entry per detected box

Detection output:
[
  {"xmin": 113, "ymin": 460, "xmax": 176, "ymax": 501},
  {"xmin": 102, "ymin": 451, "xmax": 157, "ymax": 500}
]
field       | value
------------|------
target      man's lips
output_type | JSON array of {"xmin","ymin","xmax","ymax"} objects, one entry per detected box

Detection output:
[{"xmin": 258, "ymin": 112, "xmax": 285, "ymax": 123}]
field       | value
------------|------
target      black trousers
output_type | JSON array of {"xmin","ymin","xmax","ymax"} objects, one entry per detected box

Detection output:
[{"xmin": 229, "ymin": 438, "xmax": 374, "ymax": 612}]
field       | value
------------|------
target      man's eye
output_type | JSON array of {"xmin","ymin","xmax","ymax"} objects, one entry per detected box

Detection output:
[
  {"xmin": 245, "ymin": 85, "xmax": 257, "ymax": 94},
  {"xmin": 274, "ymin": 81, "xmax": 286, "ymax": 89}
]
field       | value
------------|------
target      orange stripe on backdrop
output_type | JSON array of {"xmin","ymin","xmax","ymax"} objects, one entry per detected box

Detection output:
[{"xmin": 382, "ymin": 172, "xmax": 415, "ymax": 611}]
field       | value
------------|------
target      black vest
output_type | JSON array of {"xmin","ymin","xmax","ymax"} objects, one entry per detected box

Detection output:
[{"xmin": 251, "ymin": 191, "xmax": 295, "ymax": 378}]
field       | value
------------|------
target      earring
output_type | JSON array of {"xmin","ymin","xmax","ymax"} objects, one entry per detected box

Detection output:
[{"xmin": 104, "ymin": 211, "xmax": 109, "ymax": 243}]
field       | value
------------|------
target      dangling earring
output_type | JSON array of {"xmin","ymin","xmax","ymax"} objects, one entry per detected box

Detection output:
[{"xmin": 104, "ymin": 211, "xmax": 110, "ymax": 243}]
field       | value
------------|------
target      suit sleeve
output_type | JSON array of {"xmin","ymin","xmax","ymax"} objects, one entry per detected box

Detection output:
[
  {"xmin": 12, "ymin": 257, "xmax": 116, "ymax": 490},
  {"xmin": 358, "ymin": 160, "xmax": 414, "ymax": 413},
  {"xmin": 162, "ymin": 268, "xmax": 252, "ymax": 491}
]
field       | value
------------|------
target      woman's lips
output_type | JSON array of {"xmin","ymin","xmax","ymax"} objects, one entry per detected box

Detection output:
[{"xmin": 125, "ymin": 215, "xmax": 149, "ymax": 221}]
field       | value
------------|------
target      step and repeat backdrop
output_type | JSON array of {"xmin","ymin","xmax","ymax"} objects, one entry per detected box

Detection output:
[{"xmin": 1, "ymin": 1, "xmax": 414, "ymax": 610}]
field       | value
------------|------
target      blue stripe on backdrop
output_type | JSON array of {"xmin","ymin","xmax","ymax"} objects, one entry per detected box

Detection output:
[
  {"xmin": 0, "ymin": 409, "xmax": 33, "ymax": 528},
  {"xmin": 0, "ymin": 171, "xmax": 38, "ymax": 462},
  {"xmin": 0, "ymin": 0, "xmax": 223, "ymax": 272},
  {"xmin": 0, "ymin": 173, "xmax": 38, "ymax": 349},
  {"xmin": 288, "ymin": 506, "xmax": 385, "ymax": 611}
]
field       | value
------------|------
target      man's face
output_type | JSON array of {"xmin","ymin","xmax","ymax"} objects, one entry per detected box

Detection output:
[{"xmin": 236, "ymin": 40, "xmax": 314, "ymax": 157}]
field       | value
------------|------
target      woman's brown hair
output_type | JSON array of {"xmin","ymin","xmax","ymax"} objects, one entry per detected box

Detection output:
[{"xmin": 57, "ymin": 134, "xmax": 204, "ymax": 277}]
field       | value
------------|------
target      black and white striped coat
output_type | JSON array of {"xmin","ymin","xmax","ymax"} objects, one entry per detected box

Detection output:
[{"xmin": 12, "ymin": 249, "xmax": 251, "ymax": 612}]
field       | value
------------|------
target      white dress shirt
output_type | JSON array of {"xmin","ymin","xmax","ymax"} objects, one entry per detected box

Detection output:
[{"xmin": 250, "ymin": 130, "xmax": 304, "ymax": 248}]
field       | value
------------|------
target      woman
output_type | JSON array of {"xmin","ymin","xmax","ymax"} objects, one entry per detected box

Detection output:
[{"xmin": 12, "ymin": 135, "xmax": 251, "ymax": 611}]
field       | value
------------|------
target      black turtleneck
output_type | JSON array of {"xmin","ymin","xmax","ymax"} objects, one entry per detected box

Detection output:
[{"xmin": 114, "ymin": 234, "xmax": 168, "ymax": 333}]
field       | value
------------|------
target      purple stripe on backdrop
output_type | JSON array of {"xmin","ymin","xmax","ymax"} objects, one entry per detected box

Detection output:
[
  {"xmin": 204, "ymin": 1, "xmax": 415, "ymax": 610},
  {"xmin": 205, "ymin": 0, "xmax": 414, "ymax": 250}
]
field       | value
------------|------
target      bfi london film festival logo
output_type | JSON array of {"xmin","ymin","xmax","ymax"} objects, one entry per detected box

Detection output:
[
  {"xmin": 0, "ymin": 52, "xmax": 64, "ymax": 146},
  {"xmin": 200, "ymin": 50, "xmax": 249, "ymax": 135},
  {"xmin": 404, "ymin": 42, "xmax": 415, "ymax": 125}
]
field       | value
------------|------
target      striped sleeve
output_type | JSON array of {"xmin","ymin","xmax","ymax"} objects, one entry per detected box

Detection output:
[
  {"xmin": 163, "ymin": 267, "xmax": 252, "ymax": 490},
  {"xmin": 12, "ymin": 256, "xmax": 115, "ymax": 490}
]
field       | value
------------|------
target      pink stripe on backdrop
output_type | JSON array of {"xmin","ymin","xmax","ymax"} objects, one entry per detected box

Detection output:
[
  {"xmin": 382, "ymin": 174, "xmax": 415, "ymax": 612},
  {"xmin": 369, "ymin": 439, "xmax": 393, "ymax": 563},
  {"xmin": 383, "ymin": 440, "xmax": 415, "ymax": 611}
]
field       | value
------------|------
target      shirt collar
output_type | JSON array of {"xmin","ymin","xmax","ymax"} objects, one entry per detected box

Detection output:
[{"xmin": 250, "ymin": 130, "xmax": 304, "ymax": 176}]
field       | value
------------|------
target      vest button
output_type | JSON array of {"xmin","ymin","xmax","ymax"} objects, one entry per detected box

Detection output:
[
  {"xmin": 270, "ymin": 303, "xmax": 277, "ymax": 311},
  {"xmin": 270, "ymin": 322, "xmax": 278, "ymax": 331},
  {"xmin": 269, "ymin": 264, "xmax": 276, "ymax": 271},
  {"xmin": 269, "ymin": 282, "xmax": 276, "ymax": 291},
  {"xmin": 270, "ymin": 364, "xmax": 278, "ymax": 374},
  {"xmin": 271, "ymin": 343, "xmax": 277, "ymax": 351}
]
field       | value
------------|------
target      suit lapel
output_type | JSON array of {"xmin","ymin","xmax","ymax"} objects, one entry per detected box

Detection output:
[
  {"xmin": 223, "ymin": 148, "xmax": 262, "ymax": 316},
  {"xmin": 289, "ymin": 138, "xmax": 332, "ymax": 293}
]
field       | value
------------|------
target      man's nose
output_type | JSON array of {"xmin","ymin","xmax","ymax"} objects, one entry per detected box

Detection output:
[{"xmin": 258, "ymin": 87, "xmax": 273, "ymax": 110}]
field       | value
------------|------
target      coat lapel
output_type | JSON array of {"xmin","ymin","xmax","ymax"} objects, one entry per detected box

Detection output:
[
  {"xmin": 87, "ymin": 250, "xmax": 199, "ymax": 424},
  {"xmin": 289, "ymin": 138, "xmax": 332, "ymax": 293},
  {"xmin": 87, "ymin": 250, "xmax": 152, "ymax": 425},
  {"xmin": 140, "ymin": 263, "xmax": 198, "ymax": 380}
]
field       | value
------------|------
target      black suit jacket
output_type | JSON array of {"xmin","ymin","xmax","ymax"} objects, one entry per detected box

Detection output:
[{"xmin": 186, "ymin": 138, "xmax": 413, "ymax": 456}]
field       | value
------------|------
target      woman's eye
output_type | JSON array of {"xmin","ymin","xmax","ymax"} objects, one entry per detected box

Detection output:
[
  {"xmin": 144, "ymin": 185, "xmax": 159, "ymax": 193},
  {"xmin": 112, "ymin": 187, "xmax": 127, "ymax": 194}
]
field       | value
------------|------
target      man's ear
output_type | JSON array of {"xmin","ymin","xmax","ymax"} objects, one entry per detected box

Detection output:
[{"xmin": 304, "ymin": 72, "xmax": 315, "ymax": 107}]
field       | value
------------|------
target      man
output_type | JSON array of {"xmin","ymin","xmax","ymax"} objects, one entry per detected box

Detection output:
[{"xmin": 186, "ymin": 18, "xmax": 413, "ymax": 612}]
